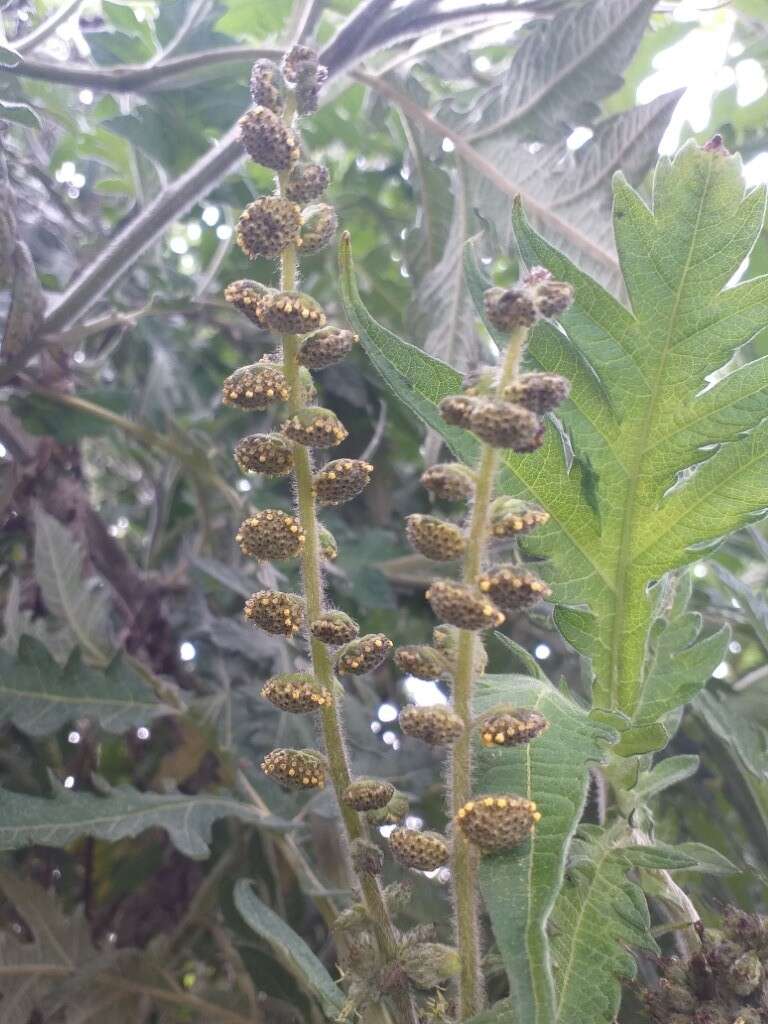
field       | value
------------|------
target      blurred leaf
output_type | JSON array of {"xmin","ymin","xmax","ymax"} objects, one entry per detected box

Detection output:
[
  {"xmin": 233, "ymin": 879, "xmax": 345, "ymax": 1017},
  {"xmin": 473, "ymin": 674, "xmax": 615, "ymax": 1024},
  {"xmin": 0, "ymin": 45, "xmax": 20, "ymax": 67},
  {"xmin": 33, "ymin": 507, "xmax": 112, "ymax": 664},
  {"xmin": 629, "ymin": 754, "xmax": 700, "ymax": 802},
  {"xmin": 0, "ymin": 100, "xmax": 41, "ymax": 129},
  {"xmin": 0, "ymin": 780, "xmax": 260, "ymax": 859},
  {"xmin": 10, "ymin": 392, "xmax": 132, "ymax": 441},
  {"xmin": 215, "ymin": 0, "xmax": 290, "ymax": 38},
  {"xmin": 0, "ymin": 635, "xmax": 172, "ymax": 736}
]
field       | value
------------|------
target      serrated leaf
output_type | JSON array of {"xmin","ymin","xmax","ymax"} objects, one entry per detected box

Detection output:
[
  {"xmin": 473, "ymin": 675, "xmax": 615, "ymax": 1024},
  {"xmin": 0, "ymin": 635, "xmax": 171, "ymax": 736},
  {"xmin": 33, "ymin": 506, "xmax": 112, "ymax": 664},
  {"xmin": 550, "ymin": 825, "xmax": 657, "ymax": 1024},
  {"xmin": 622, "ymin": 840, "xmax": 737, "ymax": 874},
  {"xmin": 0, "ymin": 782, "xmax": 260, "ymax": 859},
  {"xmin": 469, "ymin": 0, "xmax": 654, "ymax": 143},
  {"xmin": 343, "ymin": 143, "xmax": 768, "ymax": 753},
  {"xmin": 234, "ymin": 879, "xmax": 345, "ymax": 1018}
]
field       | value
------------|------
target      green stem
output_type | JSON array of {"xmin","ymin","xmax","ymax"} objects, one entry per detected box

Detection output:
[
  {"xmin": 277, "ymin": 109, "xmax": 418, "ymax": 1024},
  {"xmin": 450, "ymin": 325, "xmax": 527, "ymax": 1019}
]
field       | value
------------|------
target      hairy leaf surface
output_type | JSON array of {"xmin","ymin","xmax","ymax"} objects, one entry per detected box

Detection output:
[{"xmin": 473, "ymin": 675, "xmax": 614, "ymax": 1024}]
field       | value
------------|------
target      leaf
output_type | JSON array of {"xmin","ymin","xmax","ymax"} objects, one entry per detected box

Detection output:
[
  {"xmin": 473, "ymin": 675, "xmax": 615, "ymax": 1024},
  {"xmin": 344, "ymin": 143, "xmax": 768, "ymax": 753},
  {"xmin": 695, "ymin": 683, "xmax": 768, "ymax": 781},
  {"xmin": 0, "ymin": 100, "xmax": 41, "ymax": 130},
  {"xmin": 233, "ymin": 879, "xmax": 345, "ymax": 1018},
  {"xmin": 33, "ymin": 507, "xmax": 112, "ymax": 664},
  {"xmin": 622, "ymin": 840, "xmax": 737, "ymax": 874},
  {"xmin": 630, "ymin": 753, "xmax": 700, "ymax": 802},
  {"xmin": 0, "ymin": 45, "xmax": 21, "ymax": 67},
  {"xmin": 472, "ymin": 92, "xmax": 682, "ymax": 289},
  {"xmin": 0, "ymin": 781, "xmax": 260, "ymax": 859},
  {"xmin": 0, "ymin": 635, "xmax": 171, "ymax": 736},
  {"xmin": 468, "ymin": 0, "xmax": 655, "ymax": 143},
  {"xmin": 549, "ymin": 825, "xmax": 657, "ymax": 1024}
]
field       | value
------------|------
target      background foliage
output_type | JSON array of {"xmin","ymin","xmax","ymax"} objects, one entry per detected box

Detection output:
[{"xmin": 1, "ymin": 1, "xmax": 768, "ymax": 1022}]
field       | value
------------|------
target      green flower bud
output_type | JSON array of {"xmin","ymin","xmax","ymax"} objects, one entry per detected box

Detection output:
[
  {"xmin": 400, "ymin": 943, "xmax": 460, "ymax": 990},
  {"xmin": 393, "ymin": 644, "xmax": 447, "ymax": 681},
  {"xmin": 503, "ymin": 372, "xmax": 571, "ymax": 415},
  {"xmin": 234, "ymin": 433, "xmax": 294, "ymax": 477},
  {"xmin": 477, "ymin": 565, "xmax": 551, "ymax": 611},
  {"xmin": 420, "ymin": 462, "xmax": 476, "ymax": 502},
  {"xmin": 299, "ymin": 203, "xmax": 337, "ymax": 254},
  {"xmin": 261, "ymin": 747, "xmax": 326, "ymax": 789},
  {"xmin": 282, "ymin": 407, "xmax": 348, "ymax": 448},
  {"xmin": 389, "ymin": 828, "xmax": 449, "ymax": 871},
  {"xmin": 244, "ymin": 590, "xmax": 304, "ymax": 636},
  {"xmin": 438, "ymin": 393, "xmax": 476, "ymax": 428},
  {"xmin": 456, "ymin": 794, "xmax": 540, "ymax": 853},
  {"xmin": 261, "ymin": 673, "xmax": 331, "ymax": 713},
  {"xmin": 336, "ymin": 634, "xmax": 393, "ymax": 675},
  {"xmin": 426, "ymin": 580, "xmax": 504, "ymax": 631},
  {"xmin": 310, "ymin": 610, "xmax": 359, "ymax": 645},
  {"xmin": 469, "ymin": 398, "xmax": 544, "ymax": 451},
  {"xmin": 221, "ymin": 363, "xmax": 289, "ymax": 410},
  {"xmin": 344, "ymin": 778, "xmax": 395, "ymax": 812},
  {"xmin": 478, "ymin": 707, "xmax": 548, "ymax": 748},
  {"xmin": 399, "ymin": 704, "xmax": 464, "ymax": 746},
  {"xmin": 297, "ymin": 326, "xmax": 357, "ymax": 369},
  {"xmin": 236, "ymin": 509, "xmax": 305, "ymax": 560},
  {"xmin": 263, "ymin": 290, "xmax": 326, "ymax": 335},
  {"xmin": 314, "ymin": 458, "xmax": 373, "ymax": 506},
  {"xmin": 350, "ymin": 838, "xmax": 384, "ymax": 875},
  {"xmin": 224, "ymin": 279, "xmax": 276, "ymax": 328},
  {"xmin": 238, "ymin": 106, "xmax": 300, "ymax": 171},
  {"xmin": 406, "ymin": 514, "xmax": 466, "ymax": 561},
  {"xmin": 249, "ymin": 59, "xmax": 285, "ymax": 113},
  {"xmin": 489, "ymin": 496, "xmax": 550, "ymax": 539},
  {"xmin": 236, "ymin": 196, "xmax": 301, "ymax": 261},
  {"xmin": 284, "ymin": 161, "xmax": 330, "ymax": 204},
  {"xmin": 366, "ymin": 790, "xmax": 409, "ymax": 826}
]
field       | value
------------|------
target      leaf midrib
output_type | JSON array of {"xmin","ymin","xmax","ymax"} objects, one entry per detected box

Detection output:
[{"xmin": 608, "ymin": 159, "xmax": 714, "ymax": 711}]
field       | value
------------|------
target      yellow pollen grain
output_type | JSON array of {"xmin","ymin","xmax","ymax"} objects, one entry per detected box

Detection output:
[
  {"xmin": 533, "ymin": 812, "xmax": 542, "ymax": 822},
  {"xmin": 483, "ymin": 797, "xmax": 495, "ymax": 807},
  {"xmin": 495, "ymin": 732, "xmax": 505, "ymax": 744}
]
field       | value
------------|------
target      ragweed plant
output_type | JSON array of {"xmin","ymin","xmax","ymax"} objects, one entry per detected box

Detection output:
[
  {"xmin": 223, "ymin": 48, "xmax": 429, "ymax": 1024},
  {"xmin": 396, "ymin": 271, "xmax": 573, "ymax": 1017}
]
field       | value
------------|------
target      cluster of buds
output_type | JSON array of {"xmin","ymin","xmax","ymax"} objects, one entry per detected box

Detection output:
[{"xmin": 644, "ymin": 907, "xmax": 768, "ymax": 1024}]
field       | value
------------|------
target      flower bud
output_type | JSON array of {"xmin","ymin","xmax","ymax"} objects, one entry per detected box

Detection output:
[
  {"xmin": 282, "ymin": 407, "xmax": 348, "ymax": 448},
  {"xmin": 479, "ymin": 707, "xmax": 548, "ymax": 748},
  {"xmin": 318, "ymin": 525, "xmax": 338, "ymax": 561},
  {"xmin": 224, "ymin": 279, "xmax": 276, "ymax": 328},
  {"xmin": 406, "ymin": 514, "xmax": 466, "ymax": 561},
  {"xmin": 249, "ymin": 58, "xmax": 285, "ymax": 113},
  {"xmin": 389, "ymin": 828, "xmax": 449, "ymax": 871},
  {"xmin": 261, "ymin": 747, "xmax": 326, "ymax": 789},
  {"xmin": 282, "ymin": 45, "xmax": 328, "ymax": 115},
  {"xmin": 400, "ymin": 944, "xmax": 460, "ymax": 990},
  {"xmin": 244, "ymin": 590, "xmax": 304, "ymax": 636},
  {"xmin": 299, "ymin": 203, "xmax": 337, "ymax": 253},
  {"xmin": 285, "ymin": 161, "xmax": 330, "ymax": 204},
  {"xmin": 462, "ymin": 365, "xmax": 499, "ymax": 397},
  {"xmin": 383, "ymin": 881, "xmax": 412, "ymax": 911},
  {"xmin": 477, "ymin": 566, "xmax": 551, "ymax": 611},
  {"xmin": 263, "ymin": 290, "xmax": 326, "ymax": 335},
  {"xmin": 456, "ymin": 795, "xmax": 539, "ymax": 852},
  {"xmin": 393, "ymin": 645, "xmax": 447, "ymax": 681},
  {"xmin": 420, "ymin": 463, "xmax": 476, "ymax": 503},
  {"xmin": 313, "ymin": 458, "xmax": 373, "ymax": 506},
  {"xmin": 297, "ymin": 326, "xmax": 357, "ymax": 369},
  {"xmin": 523, "ymin": 267, "xmax": 574, "ymax": 318},
  {"xmin": 399, "ymin": 704, "xmax": 464, "ymax": 746},
  {"xmin": 439, "ymin": 394, "xmax": 476, "ymax": 428},
  {"xmin": 503, "ymin": 373, "xmax": 571, "ymax": 415},
  {"xmin": 282, "ymin": 44, "xmax": 320, "ymax": 83},
  {"xmin": 489, "ymin": 497, "xmax": 550, "ymax": 539},
  {"xmin": 310, "ymin": 610, "xmax": 359, "ymax": 645},
  {"xmin": 238, "ymin": 106, "xmax": 300, "ymax": 171},
  {"xmin": 236, "ymin": 509, "xmax": 305, "ymax": 560},
  {"xmin": 344, "ymin": 778, "xmax": 395, "ymax": 812},
  {"xmin": 333, "ymin": 903, "xmax": 369, "ymax": 932},
  {"xmin": 484, "ymin": 286, "xmax": 537, "ymax": 331},
  {"xmin": 426, "ymin": 580, "xmax": 504, "ymax": 631},
  {"xmin": 261, "ymin": 672, "xmax": 331, "ymax": 713},
  {"xmin": 221, "ymin": 363, "xmax": 289, "ymax": 410},
  {"xmin": 350, "ymin": 838, "xmax": 384, "ymax": 876},
  {"xmin": 367, "ymin": 791, "xmax": 409, "ymax": 826},
  {"xmin": 469, "ymin": 399, "xmax": 544, "ymax": 451},
  {"xmin": 336, "ymin": 634, "xmax": 393, "ymax": 675},
  {"xmin": 236, "ymin": 196, "xmax": 301, "ymax": 261},
  {"xmin": 234, "ymin": 433, "xmax": 294, "ymax": 477}
]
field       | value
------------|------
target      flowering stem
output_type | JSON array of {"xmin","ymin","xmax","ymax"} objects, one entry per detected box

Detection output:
[
  {"xmin": 277, "ymin": 111, "xmax": 418, "ymax": 1024},
  {"xmin": 450, "ymin": 325, "xmax": 527, "ymax": 1018}
]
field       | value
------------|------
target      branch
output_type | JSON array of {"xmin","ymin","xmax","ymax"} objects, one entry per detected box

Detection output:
[
  {"xmin": 352, "ymin": 70, "xmax": 619, "ymax": 275},
  {"xmin": 12, "ymin": 0, "xmax": 84, "ymax": 54},
  {"xmin": 4, "ymin": 45, "xmax": 281, "ymax": 92}
]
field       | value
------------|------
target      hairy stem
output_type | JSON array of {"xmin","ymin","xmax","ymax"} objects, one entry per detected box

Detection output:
[
  {"xmin": 450, "ymin": 325, "xmax": 527, "ymax": 1018},
  {"xmin": 277, "ymin": 109, "xmax": 418, "ymax": 1024}
]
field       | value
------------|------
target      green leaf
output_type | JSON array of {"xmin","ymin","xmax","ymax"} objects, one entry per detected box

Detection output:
[
  {"xmin": 630, "ymin": 754, "xmax": 700, "ymax": 801},
  {"xmin": 344, "ymin": 143, "xmax": 768, "ymax": 753},
  {"xmin": 550, "ymin": 825, "xmax": 657, "ymax": 1024},
  {"xmin": 0, "ymin": 635, "xmax": 171, "ymax": 736},
  {"xmin": 0, "ymin": 100, "xmax": 42, "ymax": 130},
  {"xmin": 33, "ymin": 507, "xmax": 111, "ymax": 665},
  {"xmin": 0, "ymin": 782, "xmax": 260, "ymax": 859},
  {"xmin": 233, "ymin": 879, "xmax": 345, "ymax": 1018},
  {"xmin": 0, "ymin": 45, "xmax": 21, "ymax": 67},
  {"xmin": 473, "ymin": 675, "xmax": 615, "ymax": 1024},
  {"xmin": 622, "ymin": 840, "xmax": 737, "ymax": 874}
]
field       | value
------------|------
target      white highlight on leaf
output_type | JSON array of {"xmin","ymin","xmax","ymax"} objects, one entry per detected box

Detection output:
[{"xmin": 712, "ymin": 661, "xmax": 729, "ymax": 679}]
